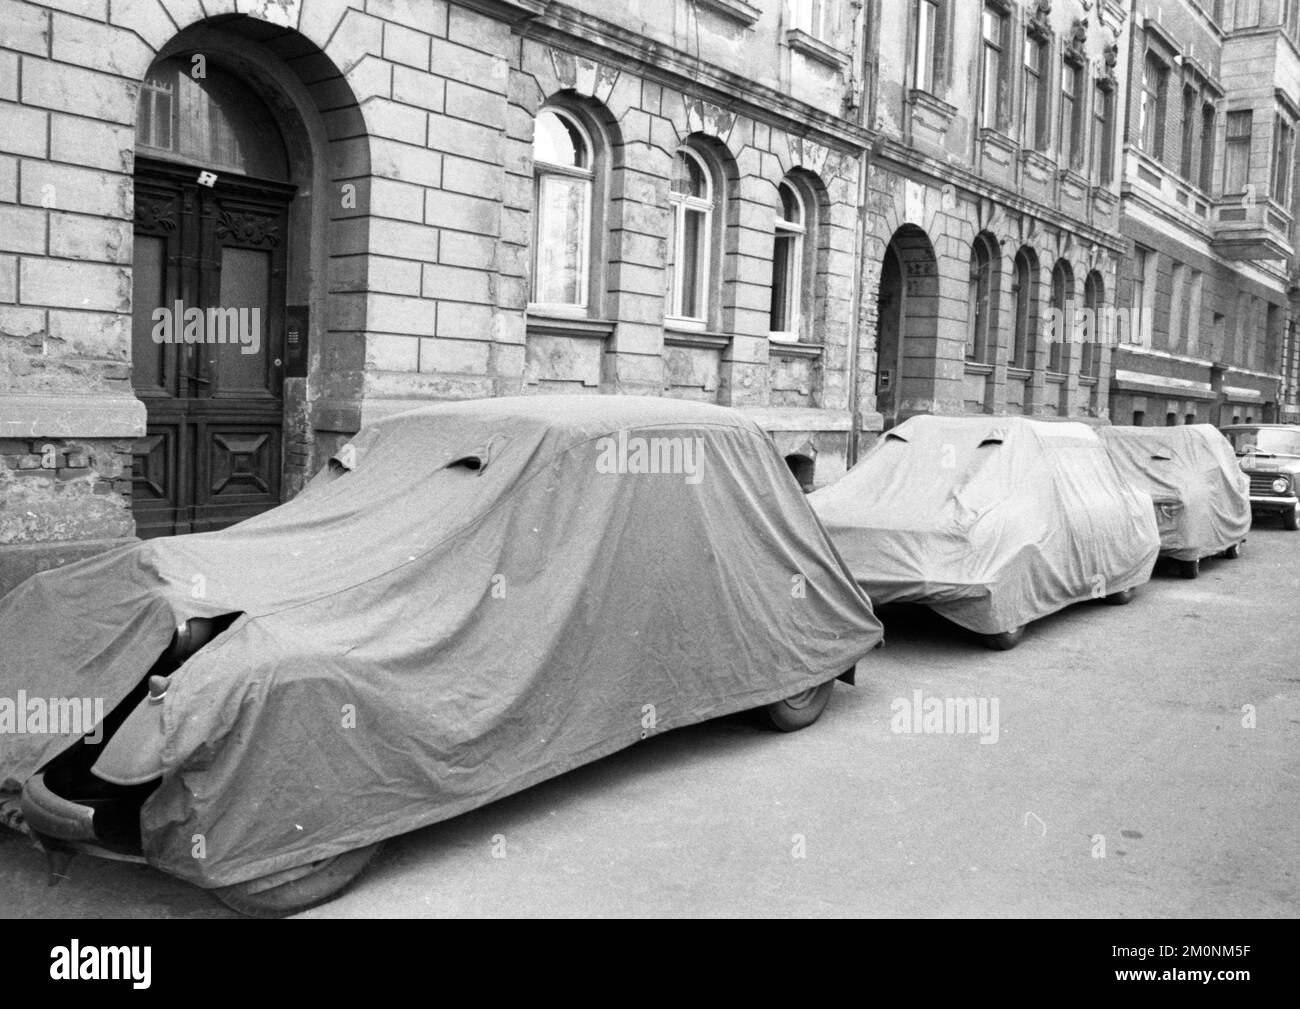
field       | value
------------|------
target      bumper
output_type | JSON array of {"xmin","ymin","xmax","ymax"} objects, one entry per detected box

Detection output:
[
  {"xmin": 21, "ymin": 772, "xmax": 95, "ymax": 842},
  {"xmin": 1249, "ymin": 495, "xmax": 1298, "ymax": 513}
]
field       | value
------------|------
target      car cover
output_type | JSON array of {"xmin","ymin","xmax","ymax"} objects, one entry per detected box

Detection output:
[
  {"xmin": 808, "ymin": 415, "xmax": 1159, "ymax": 635},
  {"xmin": 0, "ymin": 396, "xmax": 882, "ymax": 887},
  {"xmin": 1098, "ymin": 425, "xmax": 1251, "ymax": 561}
]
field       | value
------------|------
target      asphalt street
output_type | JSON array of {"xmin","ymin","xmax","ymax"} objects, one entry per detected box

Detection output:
[{"xmin": 2, "ymin": 525, "xmax": 1298, "ymax": 918}]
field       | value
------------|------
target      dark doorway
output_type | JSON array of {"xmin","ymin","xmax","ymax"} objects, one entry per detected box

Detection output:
[
  {"xmin": 131, "ymin": 58, "xmax": 295, "ymax": 537},
  {"xmin": 875, "ymin": 225, "xmax": 940, "ymax": 429}
]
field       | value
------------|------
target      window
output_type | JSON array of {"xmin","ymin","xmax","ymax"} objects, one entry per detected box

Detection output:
[
  {"xmin": 967, "ymin": 233, "xmax": 998, "ymax": 364},
  {"xmin": 1273, "ymin": 114, "xmax": 1295, "ymax": 204},
  {"xmin": 914, "ymin": 0, "xmax": 941, "ymax": 93},
  {"xmin": 1224, "ymin": 110, "xmax": 1253, "ymax": 194},
  {"xmin": 1048, "ymin": 260, "xmax": 1072, "ymax": 373},
  {"xmin": 1199, "ymin": 102, "xmax": 1216, "ymax": 191},
  {"xmin": 1186, "ymin": 270, "xmax": 1203, "ymax": 355},
  {"xmin": 1165, "ymin": 411, "xmax": 1178, "ymax": 426},
  {"xmin": 1011, "ymin": 248, "xmax": 1037, "ymax": 370},
  {"xmin": 1180, "ymin": 85, "xmax": 1197, "ymax": 178},
  {"xmin": 980, "ymin": 4, "xmax": 1008, "ymax": 131},
  {"xmin": 1139, "ymin": 54, "xmax": 1168, "ymax": 157},
  {"xmin": 1082, "ymin": 271, "xmax": 1103, "ymax": 378},
  {"xmin": 1234, "ymin": 0, "xmax": 1260, "ymax": 29},
  {"xmin": 1092, "ymin": 83, "xmax": 1114, "ymax": 183},
  {"xmin": 770, "ymin": 181, "xmax": 806, "ymax": 342},
  {"xmin": 1060, "ymin": 61, "xmax": 1084, "ymax": 168},
  {"xmin": 791, "ymin": 0, "xmax": 833, "ymax": 39},
  {"xmin": 1133, "ymin": 410, "xmax": 1146, "ymax": 426},
  {"xmin": 531, "ymin": 108, "xmax": 593, "ymax": 308},
  {"xmin": 667, "ymin": 148, "xmax": 714, "ymax": 324},
  {"xmin": 1168, "ymin": 262, "xmax": 1187, "ymax": 353},
  {"xmin": 1022, "ymin": 35, "xmax": 1048, "ymax": 150},
  {"xmin": 1132, "ymin": 246, "xmax": 1154, "ymax": 346}
]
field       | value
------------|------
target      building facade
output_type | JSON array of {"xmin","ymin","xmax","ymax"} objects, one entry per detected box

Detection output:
[
  {"xmin": 0, "ymin": 0, "xmax": 873, "ymax": 594},
  {"xmin": 1111, "ymin": 0, "xmax": 1300, "ymax": 428},
  {"xmin": 866, "ymin": 0, "xmax": 1131, "ymax": 430},
  {"xmin": 2, "ymin": 0, "xmax": 1300, "ymax": 598}
]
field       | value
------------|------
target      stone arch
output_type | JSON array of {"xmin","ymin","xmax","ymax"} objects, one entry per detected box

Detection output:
[
  {"xmin": 875, "ymin": 223, "xmax": 940, "ymax": 428},
  {"xmin": 129, "ymin": 12, "xmax": 370, "ymax": 535}
]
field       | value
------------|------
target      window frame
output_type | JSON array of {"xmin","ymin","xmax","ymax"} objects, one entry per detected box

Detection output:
[
  {"xmin": 913, "ymin": 0, "xmax": 941, "ymax": 93},
  {"xmin": 1010, "ymin": 247, "xmax": 1037, "ymax": 371},
  {"xmin": 1048, "ymin": 259, "xmax": 1072, "ymax": 374},
  {"xmin": 1223, "ymin": 108, "xmax": 1253, "ymax": 195},
  {"xmin": 1081, "ymin": 270, "xmax": 1104, "ymax": 379},
  {"xmin": 1059, "ymin": 58, "xmax": 1084, "ymax": 169},
  {"xmin": 1139, "ymin": 53, "xmax": 1169, "ymax": 158},
  {"xmin": 1272, "ymin": 112, "xmax": 1295, "ymax": 205},
  {"xmin": 530, "ymin": 106, "xmax": 597, "ymax": 313},
  {"xmin": 967, "ymin": 232, "xmax": 998, "ymax": 365},
  {"xmin": 769, "ymin": 179, "xmax": 809, "ymax": 344},
  {"xmin": 979, "ymin": 3, "xmax": 1010, "ymax": 133},
  {"xmin": 666, "ymin": 146, "xmax": 716, "ymax": 328},
  {"xmin": 1023, "ymin": 33, "xmax": 1049, "ymax": 151}
]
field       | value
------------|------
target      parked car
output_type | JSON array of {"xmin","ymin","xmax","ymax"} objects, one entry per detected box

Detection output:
[
  {"xmin": 1098, "ymin": 424, "xmax": 1251, "ymax": 578},
  {"xmin": 809, "ymin": 415, "xmax": 1160, "ymax": 650},
  {"xmin": 1219, "ymin": 423, "xmax": 1300, "ymax": 531},
  {"xmin": 0, "ymin": 396, "xmax": 883, "ymax": 915}
]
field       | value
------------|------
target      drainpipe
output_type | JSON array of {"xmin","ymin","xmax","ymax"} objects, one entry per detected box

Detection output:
[{"xmin": 845, "ymin": 0, "xmax": 877, "ymax": 467}]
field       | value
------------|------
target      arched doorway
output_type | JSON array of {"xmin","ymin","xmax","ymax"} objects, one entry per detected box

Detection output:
[
  {"xmin": 131, "ymin": 56, "xmax": 296, "ymax": 537},
  {"xmin": 875, "ymin": 225, "xmax": 939, "ymax": 428}
]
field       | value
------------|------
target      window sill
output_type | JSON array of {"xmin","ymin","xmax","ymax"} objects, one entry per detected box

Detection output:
[
  {"xmin": 525, "ymin": 312, "xmax": 616, "ymax": 340},
  {"xmin": 665, "ymin": 329, "xmax": 731, "ymax": 350},
  {"xmin": 1046, "ymin": 372, "xmax": 1067, "ymax": 384},
  {"xmin": 784, "ymin": 29, "xmax": 850, "ymax": 70},
  {"xmin": 695, "ymin": 0, "xmax": 760, "ymax": 26},
  {"xmin": 769, "ymin": 341, "xmax": 825, "ymax": 359},
  {"xmin": 1007, "ymin": 366, "xmax": 1032, "ymax": 379},
  {"xmin": 964, "ymin": 361, "xmax": 994, "ymax": 375},
  {"xmin": 1079, "ymin": 375, "xmax": 1100, "ymax": 387}
]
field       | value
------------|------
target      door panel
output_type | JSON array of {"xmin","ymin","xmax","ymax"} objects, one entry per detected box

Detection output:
[{"xmin": 131, "ymin": 158, "xmax": 294, "ymax": 538}]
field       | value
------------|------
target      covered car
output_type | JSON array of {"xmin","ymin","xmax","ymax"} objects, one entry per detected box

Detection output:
[
  {"xmin": 0, "ymin": 396, "xmax": 883, "ymax": 914},
  {"xmin": 808, "ymin": 415, "xmax": 1160, "ymax": 649},
  {"xmin": 1098, "ymin": 424, "xmax": 1251, "ymax": 577}
]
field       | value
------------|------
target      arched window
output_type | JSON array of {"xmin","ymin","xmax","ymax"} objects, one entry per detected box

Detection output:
[
  {"xmin": 532, "ymin": 108, "xmax": 594, "ymax": 308},
  {"xmin": 1082, "ymin": 270, "xmax": 1104, "ymax": 378},
  {"xmin": 770, "ymin": 180, "xmax": 810, "ymax": 342},
  {"xmin": 1010, "ymin": 247, "xmax": 1037, "ymax": 370},
  {"xmin": 967, "ymin": 233, "xmax": 998, "ymax": 364},
  {"xmin": 135, "ymin": 58, "xmax": 288, "ymax": 180},
  {"xmin": 668, "ymin": 147, "xmax": 714, "ymax": 324},
  {"xmin": 1049, "ymin": 259, "xmax": 1073, "ymax": 373}
]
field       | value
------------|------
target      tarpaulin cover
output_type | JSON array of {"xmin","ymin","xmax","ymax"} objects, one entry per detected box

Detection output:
[
  {"xmin": 0, "ymin": 396, "xmax": 882, "ymax": 887},
  {"xmin": 809, "ymin": 415, "xmax": 1160, "ymax": 635},
  {"xmin": 1098, "ymin": 424, "xmax": 1251, "ymax": 561}
]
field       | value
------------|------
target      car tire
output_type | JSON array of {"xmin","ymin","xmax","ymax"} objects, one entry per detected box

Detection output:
[
  {"xmin": 1177, "ymin": 558, "xmax": 1199, "ymax": 579},
  {"xmin": 761, "ymin": 681, "xmax": 834, "ymax": 733},
  {"xmin": 1285, "ymin": 504, "xmax": 1300, "ymax": 531},
  {"xmin": 1104, "ymin": 587, "xmax": 1136, "ymax": 605},
  {"xmin": 1220, "ymin": 542, "xmax": 1242, "ymax": 560},
  {"xmin": 212, "ymin": 842, "xmax": 382, "ymax": 918},
  {"xmin": 982, "ymin": 626, "xmax": 1025, "ymax": 651}
]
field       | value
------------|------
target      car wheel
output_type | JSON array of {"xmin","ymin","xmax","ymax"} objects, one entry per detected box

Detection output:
[
  {"xmin": 1104, "ymin": 587, "xmax": 1136, "ymax": 605},
  {"xmin": 212, "ymin": 842, "xmax": 382, "ymax": 918},
  {"xmin": 1177, "ymin": 558, "xmax": 1199, "ymax": 579},
  {"xmin": 762, "ymin": 681, "xmax": 834, "ymax": 732},
  {"xmin": 1220, "ymin": 542, "xmax": 1242, "ymax": 560},
  {"xmin": 982, "ymin": 626, "xmax": 1025, "ymax": 651},
  {"xmin": 1285, "ymin": 504, "xmax": 1300, "ymax": 531}
]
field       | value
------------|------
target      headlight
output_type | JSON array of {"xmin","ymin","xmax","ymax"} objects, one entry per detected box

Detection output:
[{"xmin": 1272, "ymin": 477, "xmax": 1290, "ymax": 494}]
